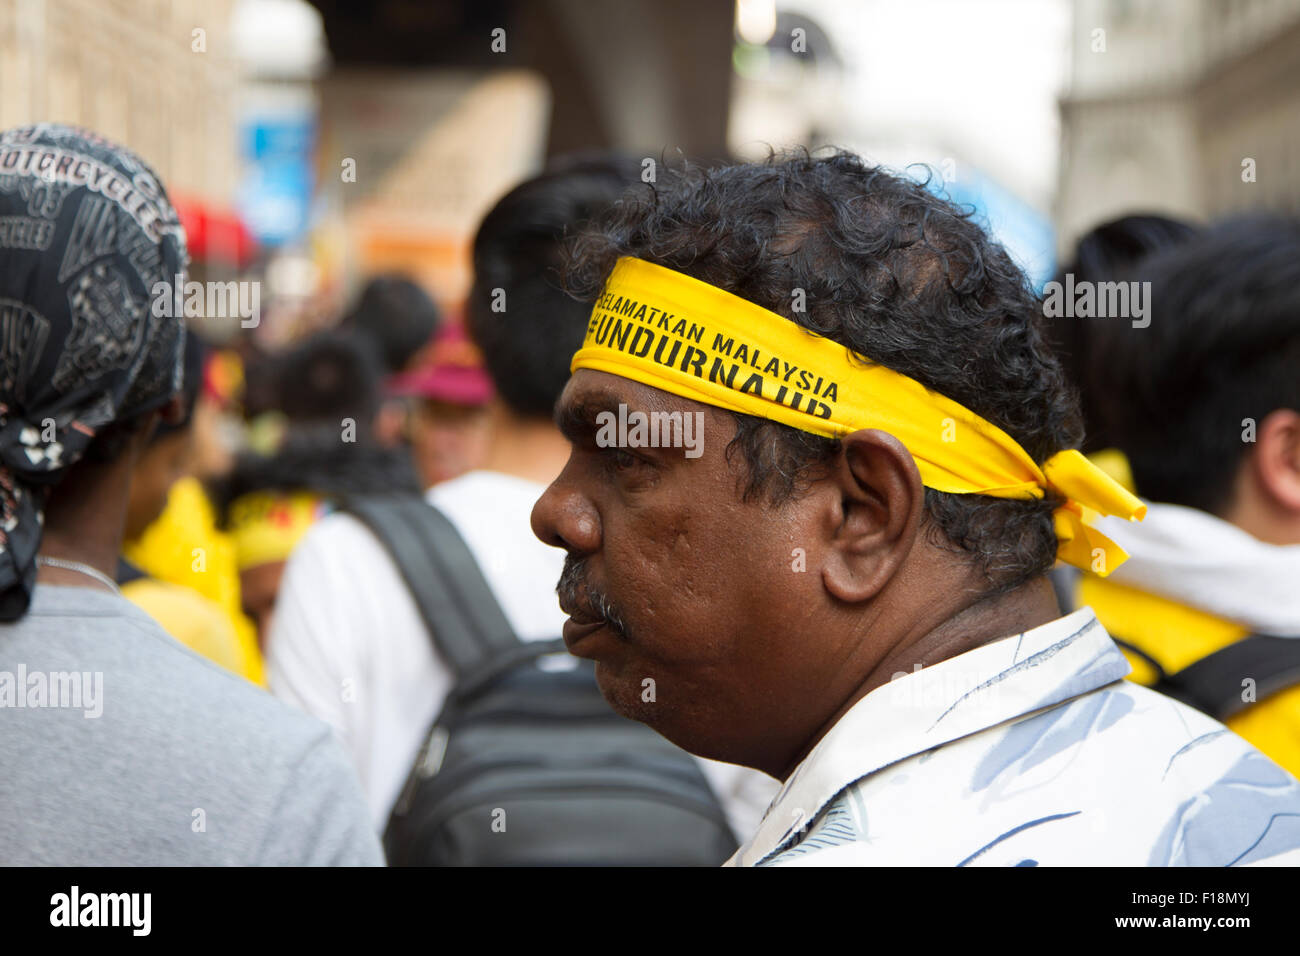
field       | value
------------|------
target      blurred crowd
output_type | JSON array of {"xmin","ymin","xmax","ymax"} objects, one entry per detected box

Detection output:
[{"xmin": 1, "ymin": 120, "xmax": 1298, "ymax": 867}]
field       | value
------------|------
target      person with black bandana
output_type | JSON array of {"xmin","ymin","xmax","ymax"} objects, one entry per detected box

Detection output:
[{"xmin": 0, "ymin": 124, "xmax": 381, "ymax": 865}]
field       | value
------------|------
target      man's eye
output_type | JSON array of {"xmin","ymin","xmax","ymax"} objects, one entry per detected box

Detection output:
[
  {"xmin": 610, "ymin": 448, "xmax": 639, "ymax": 470},
  {"xmin": 597, "ymin": 446, "xmax": 651, "ymax": 476}
]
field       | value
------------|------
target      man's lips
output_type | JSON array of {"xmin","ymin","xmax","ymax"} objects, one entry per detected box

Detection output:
[
  {"xmin": 562, "ymin": 615, "xmax": 606, "ymax": 652},
  {"xmin": 559, "ymin": 602, "xmax": 609, "ymax": 654}
]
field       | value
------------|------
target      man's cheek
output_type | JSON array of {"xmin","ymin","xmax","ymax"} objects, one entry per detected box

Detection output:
[
  {"xmin": 608, "ymin": 538, "xmax": 673, "ymax": 624},
  {"xmin": 626, "ymin": 524, "xmax": 713, "ymax": 606}
]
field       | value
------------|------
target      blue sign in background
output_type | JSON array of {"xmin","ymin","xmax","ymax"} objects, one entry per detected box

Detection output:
[{"xmin": 237, "ymin": 113, "xmax": 316, "ymax": 247}]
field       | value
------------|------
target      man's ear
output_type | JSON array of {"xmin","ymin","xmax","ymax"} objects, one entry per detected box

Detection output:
[
  {"xmin": 127, "ymin": 409, "xmax": 165, "ymax": 459},
  {"xmin": 820, "ymin": 428, "xmax": 925, "ymax": 604},
  {"xmin": 1255, "ymin": 408, "xmax": 1300, "ymax": 512},
  {"xmin": 158, "ymin": 393, "xmax": 186, "ymax": 427}
]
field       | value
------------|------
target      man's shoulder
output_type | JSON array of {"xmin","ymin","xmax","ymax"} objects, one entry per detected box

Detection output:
[
  {"xmin": 1, "ymin": 589, "xmax": 377, "ymax": 864},
  {"xmin": 18, "ymin": 587, "xmax": 331, "ymax": 748},
  {"xmin": 764, "ymin": 681, "xmax": 1300, "ymax": 866}
]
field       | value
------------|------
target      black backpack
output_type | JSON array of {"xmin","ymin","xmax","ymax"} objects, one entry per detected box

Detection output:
[
  {"xmin": 1110, "ymin": 632, "xmax": 1300, "ymax": 722},
  {"xmin": 343, "ymin": 494, "xmax": 739, "ymax": 866}
]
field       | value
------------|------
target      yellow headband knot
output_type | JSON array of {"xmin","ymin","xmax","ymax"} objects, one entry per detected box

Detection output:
[{"xmin": 571, "ymin": 257, "xmax": 1145, "ymax": 576}]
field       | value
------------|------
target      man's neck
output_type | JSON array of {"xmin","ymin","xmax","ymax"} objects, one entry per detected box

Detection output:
[
  {"xmin": 773, "ymin": 574, "xmax": 1061, "ymax": 780},
  {"xmin": 865, "ymin": 574, "xmax": 1062, "ymax": 693},
  {"xmin": 37, "ymin": 457, "xmax": 132, "ymax": 593},
  {"xmin": 478, "ymin": 403, "xmax": 571, "ymax": 486}
]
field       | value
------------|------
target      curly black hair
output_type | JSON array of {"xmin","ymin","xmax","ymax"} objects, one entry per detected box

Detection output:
[{"xmin": 563, "ymin": 149, "xmax": 1083, "ymax": 593}]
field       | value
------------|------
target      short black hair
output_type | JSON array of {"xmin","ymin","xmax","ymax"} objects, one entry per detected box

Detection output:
[
  {"xmin": 564, "ymin": 150, "xmax": 1083, "ymax": 593},
  {"xmin": 466, "ymin": 153, "xmax": 644, "ymax": 419},
  {"xmin": 272, "ymin": 329, "xmax": 383, "ymax": 430},
  {"xmin": 1089, "ymin": 214, "xmax": 1300, "ymax": 515},
  {"xmin": 340, "ymin": 275, "xmax": 441, "ymax": 374},
  {"xmin": 1047, "ymin": 214, "xmax": 1200, "ymax": 452}
]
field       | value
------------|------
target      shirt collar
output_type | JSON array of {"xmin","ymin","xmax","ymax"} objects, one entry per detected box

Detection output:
[{"xmin": 729, "ymin": 608, "xmax": 1129, "ymax": 866}]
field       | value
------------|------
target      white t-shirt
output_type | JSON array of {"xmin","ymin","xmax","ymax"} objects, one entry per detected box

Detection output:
[{"xmin": 266, "ymin": 470, "xmax": 776, "ymax": 840}]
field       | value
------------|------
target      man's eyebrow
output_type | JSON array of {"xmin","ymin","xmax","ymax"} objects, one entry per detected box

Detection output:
[{"xmin": 554, "ymin": 391, "xmax": 624, "ymax": 441}]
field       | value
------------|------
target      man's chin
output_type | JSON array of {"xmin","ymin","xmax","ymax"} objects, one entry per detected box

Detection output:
[
  {"xmin": 592, "ymin": 664, "xmax": 724, "ymax": 761},
  {"xmin": 592, "ymin": 661, "xmax": 653, "ymax": 723}
]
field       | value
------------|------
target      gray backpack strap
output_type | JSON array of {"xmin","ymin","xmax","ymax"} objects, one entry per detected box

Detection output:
[
  {"xmin": 1153, "ymin": 634, "xmax": 1300, "ymax": 722},
  {"xmin": 343, "ymin": 494, "xmax": 527, "ymax": 678}
]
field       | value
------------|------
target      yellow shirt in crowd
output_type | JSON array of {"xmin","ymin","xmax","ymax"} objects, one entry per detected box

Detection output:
[{"xmin": 123, "ymin": 476, "xmax": 264, "ymax": 685}]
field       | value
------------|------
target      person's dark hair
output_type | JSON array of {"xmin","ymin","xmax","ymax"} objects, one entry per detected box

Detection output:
[
  {"xmin": 1089, "ymin": 214, "xmax": 1300, "ymax": 515},
  {"xmin": 564, "ymin": 149, "xmax": 1083, "ymax": 593},
  {"xmin": 466, "ymin": 153, "xmax": 644, "ymax": 418},
  {"xmin": 209, "ymin": 426, "xmax": 422, "ymax": 529},
  {"xmin": 340, "ymin": 275, "xmax": 441, "ymax": 374},
  {"xmin": 1047, "ymin": 214, "xmax": 1200, "ymax": 452},
  {"xmin": 272, "ymin": 329, "xmax": 384, "ymax": 429}
]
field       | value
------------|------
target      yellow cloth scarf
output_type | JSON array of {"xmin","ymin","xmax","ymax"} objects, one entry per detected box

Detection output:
[{"xmin": 571, "ymin": 257, "xmax": 1145, "ymax": 575}]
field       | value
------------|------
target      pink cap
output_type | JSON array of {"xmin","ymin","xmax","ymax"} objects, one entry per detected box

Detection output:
[{"xmin": 386, "ymin": 322, "xmax": 494, "ymax": 406}]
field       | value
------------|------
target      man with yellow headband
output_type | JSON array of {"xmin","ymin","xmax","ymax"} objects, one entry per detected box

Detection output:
[
  {"xmin": 531, "ymin": 151, "xmax": 1300, "ymax": 866},
  {"xmin": 226, "ymin": 489, "xmax": 330, "ymax": 643}
]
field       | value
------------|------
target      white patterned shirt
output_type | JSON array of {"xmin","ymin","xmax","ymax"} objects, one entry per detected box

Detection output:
[{"xmin": 727, "ymin": 609, "xmax": 1300, "ymax": 866}]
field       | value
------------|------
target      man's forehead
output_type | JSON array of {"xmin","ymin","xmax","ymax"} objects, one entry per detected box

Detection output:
[{"xmin": 558, "ymin": 369, "xmax": 709, "ymax": 419}]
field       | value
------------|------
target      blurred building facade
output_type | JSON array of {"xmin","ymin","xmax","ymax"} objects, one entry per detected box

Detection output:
[
  {"xmin": 1058, "ymin": 0, "xmax": 1300, "ymax": 250},
  {"xmin": 2, "ymin": 0, "xmax": 737, "ymax": 315},
  {"xmin": 0, "ymin": 0, "xmax": 242, "ymax": 204}
]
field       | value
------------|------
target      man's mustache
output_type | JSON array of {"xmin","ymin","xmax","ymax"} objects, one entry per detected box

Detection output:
[{"xmin": 557, "ymin": 555, "xmax": 629, "ymax": 639}]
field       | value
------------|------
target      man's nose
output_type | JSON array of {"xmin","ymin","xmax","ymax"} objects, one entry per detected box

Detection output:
[{"xmin": 531, "ymin": 476, "xmax": 601, "ymax": 555}]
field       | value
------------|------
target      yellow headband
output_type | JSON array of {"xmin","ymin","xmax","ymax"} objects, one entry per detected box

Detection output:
[
  {"xmin": 570, "ymin": 257, "xmax": 1146, "ymax": 576},
  {"xmin": 227, "ymin": 491, "xmax": 329, "ymax": 571}
]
